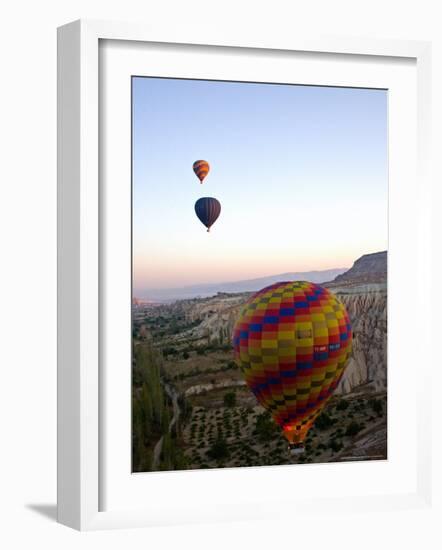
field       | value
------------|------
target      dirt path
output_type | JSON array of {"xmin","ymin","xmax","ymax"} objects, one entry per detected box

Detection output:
[{"xmin": 152, "ymin": 382, "xmax": 180, "ymax": 470}]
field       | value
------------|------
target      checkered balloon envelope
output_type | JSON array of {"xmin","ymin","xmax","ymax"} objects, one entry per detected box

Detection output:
[{"xmin": 233, "ymin": 281, "xmax": 353, "ymax": 448}]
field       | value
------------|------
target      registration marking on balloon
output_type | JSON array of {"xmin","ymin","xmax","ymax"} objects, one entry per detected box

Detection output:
[{"xmin": 233, "ymin": 281, "xmax": 352, "ymax": 447}]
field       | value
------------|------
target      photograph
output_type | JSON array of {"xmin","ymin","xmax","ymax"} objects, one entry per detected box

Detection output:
[{"xmin": 131, "ymin": 76, "xmax": 388, "ymax": 472}]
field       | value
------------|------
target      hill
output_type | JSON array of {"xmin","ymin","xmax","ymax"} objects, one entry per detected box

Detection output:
[
  {"xmin": 139, "ymin": 267, "xmax": 348, "ymax": 301},
  {"xmin": 330, "ymin": 251, "xmax": 387, "ymax": 286}
]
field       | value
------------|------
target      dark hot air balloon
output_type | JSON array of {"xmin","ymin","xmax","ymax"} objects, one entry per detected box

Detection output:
[
  {"xmin": 194, "ymin": 197, "xmax": 221, "ymax": 232},
  {"xmin": 193, "ymin": 160, "xmax": 210, "ymax": 184},
  {"xmin": 233, "ymin": 281, "xmax": 352, "ymax": 453}
]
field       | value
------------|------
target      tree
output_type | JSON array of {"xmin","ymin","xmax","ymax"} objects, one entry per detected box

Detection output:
[
  {"xmin": 178, "ymin": 395, "xmax": 192, "ymax": 422},
  {"xmin": 161, "ymin": 433, "xmax": 173, "ymax": 471},
  {"xmin": 329, "ymin": 439, "xmax": 343, "ymax": 452},
  {"xmin": 345, "ymin": 421, "xmax": 363, "ymax": 436},
  {"xmin": 207, "ymin": 436, "xmax": 230, "ymax": 461},
  {"xmin": 141, "ymin": 383, "xmax": 153, "ymax": 424},
  {"xmin": 254, "ymin": 412, "xmax": 277, "ymax": 442},
  {"xmin": 162, "ymin": 405, "xmax": 170, "ymax": 435},
  {"xmin": 223, "ymin": 391, "xmax": 236, "ymax": 408},
  {"xmin": 369, "ymin": 398, "xmax": 383, "ymax": 416},
  {"xmin": 336, "ymin": 399, "xmax": 350, "ymax": 411},
  {"xmin": 314, "ymin": 412, "xmax": 335, "ymax": 430},
  {"xmin": 132, "ymin": 341, "xmax": 176, "ymax": 472},
  {"xmin": 139, "ymin": 449, "xmax": 153, "ymax": 472}
]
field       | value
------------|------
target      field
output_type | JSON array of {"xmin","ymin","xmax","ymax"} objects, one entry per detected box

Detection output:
[{"xmin": 181, "ymin": 393, "xmax": 386, "ymax": 469}]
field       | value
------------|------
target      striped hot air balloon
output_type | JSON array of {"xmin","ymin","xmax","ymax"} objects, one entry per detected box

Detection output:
[
  {"xmin": 194, "ymin": 197, "xmax": 221, "ymax": 232},
  {"xmin": 193, "ymin": 160, "xmax": 210, "ymax": 183},
  {"xmin": 233, "ymin": 281, "xmax": 352, "ymax": 452}
]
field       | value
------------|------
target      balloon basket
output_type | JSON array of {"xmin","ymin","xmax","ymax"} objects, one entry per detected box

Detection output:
[{"xmin": 288, "ymin": 443, "xmax": 305, "ymax": 455}]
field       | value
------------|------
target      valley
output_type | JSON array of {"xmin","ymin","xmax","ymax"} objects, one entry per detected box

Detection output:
[{"xmin": 132, "ymin": 251, "xmax": 388, "ymax": 471}]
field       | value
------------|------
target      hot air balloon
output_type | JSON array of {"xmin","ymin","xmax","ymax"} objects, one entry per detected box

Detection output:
[
  {"xmin": 233, "ymin": 281, "xmax": 352, "ymax": 453},
  {"xmin": 193, "ymin": 160, "xmax": 210, "ymax": 184},
  {"xmin": 194, "ymin": 197, "xmax": 221, "ymax": 232}
]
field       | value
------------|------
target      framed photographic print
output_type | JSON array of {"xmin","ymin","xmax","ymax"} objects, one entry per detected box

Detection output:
[
  {"xmin": 57, "ymin": 20, "xmax": 433, "ymax": 530},
  {"xmin": 131, "ymin": 76, "xmax": 386, "ymax": 471}
]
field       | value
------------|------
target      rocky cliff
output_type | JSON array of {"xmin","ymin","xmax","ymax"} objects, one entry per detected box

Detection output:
[
  {"xmin": 335, "ymin": 288, "xmax": 387, "ymax": 393},
  {"xmin": 331, "ymin": 251, "xmax": 387, "ymax": 286},
  {"xmin": 328, "ymin": 251, "xmax": 387, "ymax": 392}
]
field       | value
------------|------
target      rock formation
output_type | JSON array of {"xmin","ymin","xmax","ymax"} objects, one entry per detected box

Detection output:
[
  {"xmin": 331, "ymin": 250, "xmax": 387, "ymax": 286},
  {"xmin": 335, "ymin": 288, "xmax": 387, "ymax": 393}
]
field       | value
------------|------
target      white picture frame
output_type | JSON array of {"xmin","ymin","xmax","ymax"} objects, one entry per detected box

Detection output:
[{"xmin": 57, "ymin": 19, "xmax": 433, "ymax": 531}]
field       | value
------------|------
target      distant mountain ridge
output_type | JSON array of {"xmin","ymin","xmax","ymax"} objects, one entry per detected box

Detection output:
[{"xmin": 140, "ymin": 267, "xmax": 348, "ymax": 301}]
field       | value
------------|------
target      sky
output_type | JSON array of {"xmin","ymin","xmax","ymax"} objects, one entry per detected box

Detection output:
[{"xmin": 132, "ymin": 77, "xmax": 387, "ymax": 295}]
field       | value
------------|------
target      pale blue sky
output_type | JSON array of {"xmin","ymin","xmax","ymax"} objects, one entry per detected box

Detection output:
[{"xmin": 132, "ymin": 77, "xmax": 387, "ymax": 294}]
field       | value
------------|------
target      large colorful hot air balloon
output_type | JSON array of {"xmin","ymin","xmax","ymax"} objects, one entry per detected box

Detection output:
[
  {"xmin": 233, "ymin": 281, "xmax": 352, "ymax": 452},
  {"xmin": 193, "ymin": 160, "xmax": 210, "ymax": 184},
  {"xmin": 194, "ymin": 197, "xmax": 221, "ymax": 232}
]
